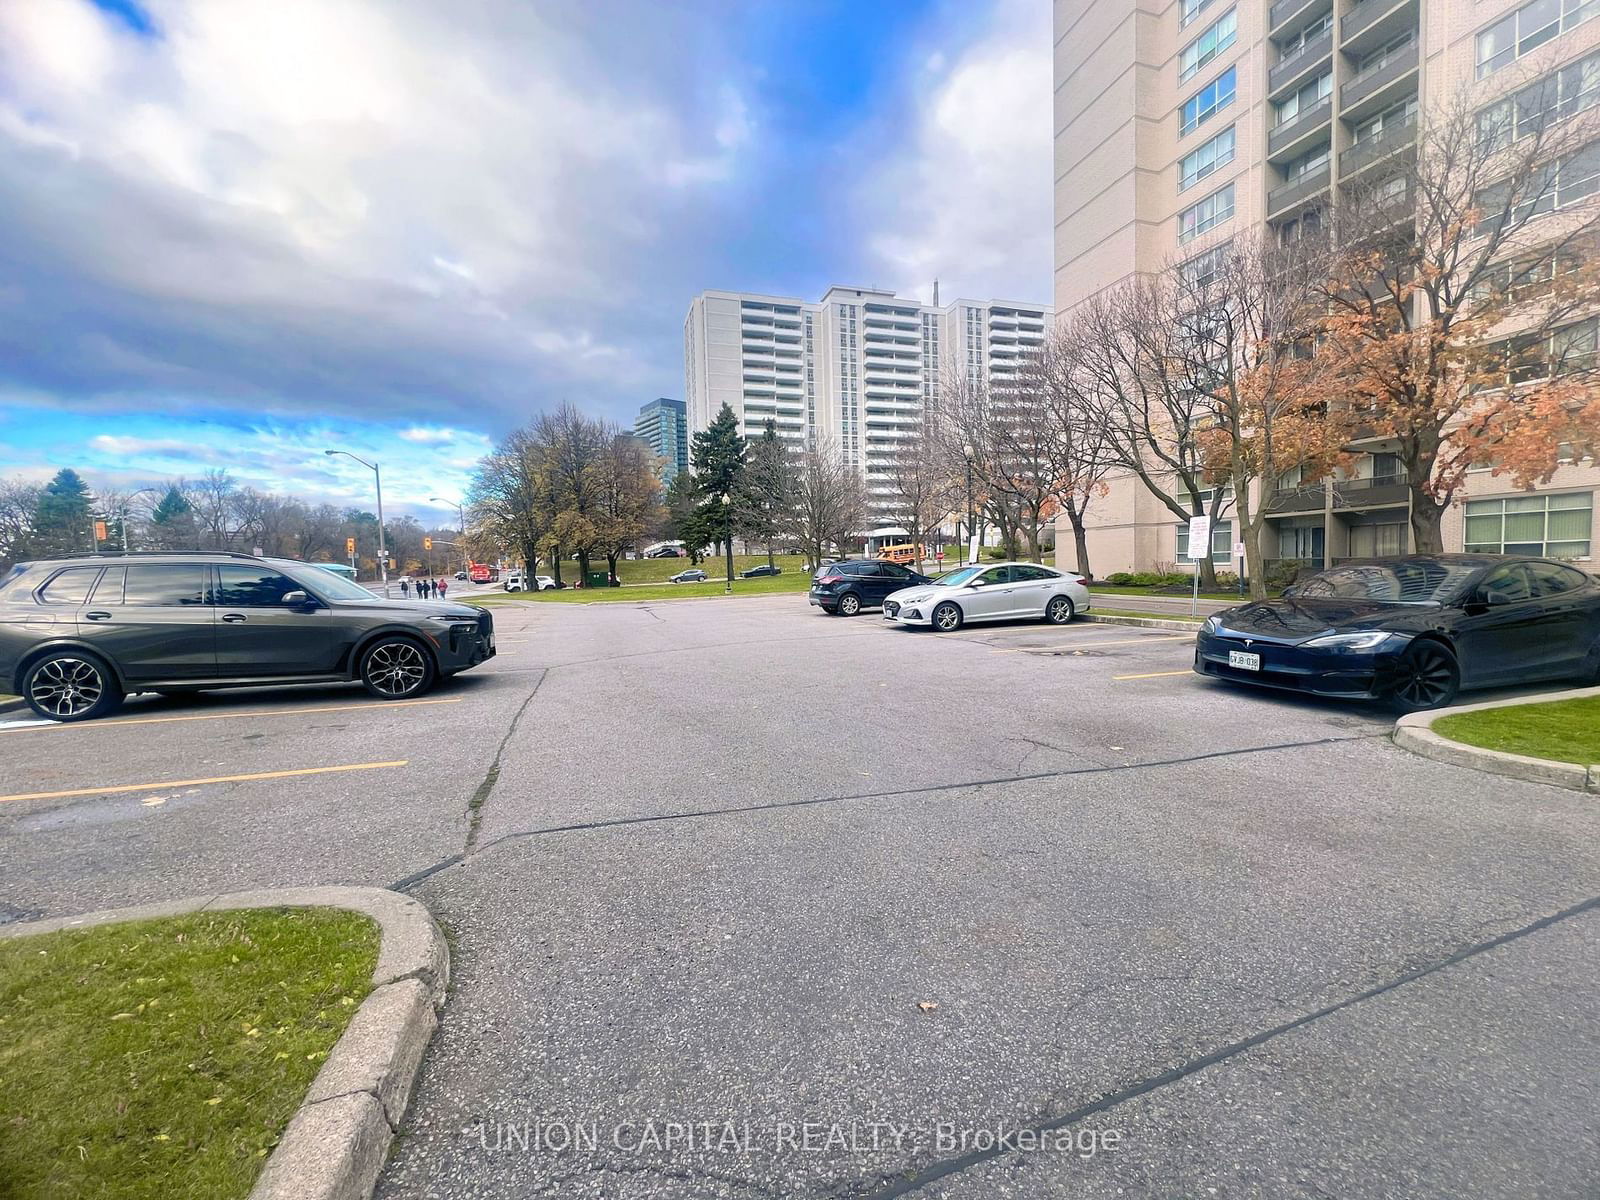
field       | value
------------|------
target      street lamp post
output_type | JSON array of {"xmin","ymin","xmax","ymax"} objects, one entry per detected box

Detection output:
[
  {"xmin": 720, "ymin": 491, "xmax": 734, "ymax": 595},
  {"xmin": 962, "ymin": 443, "xmax": 975, "ymax": 567},
  {"xmin": 326, "ymin": 449, "xmax": 389, "ymax": 595},
  {"xmin": 430, "ymin": 496, "xmax": 466, "ymax": 575}
]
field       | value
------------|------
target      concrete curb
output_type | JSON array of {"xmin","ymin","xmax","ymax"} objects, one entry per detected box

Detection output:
[
  {"xmin": 1393, "ymin": 686, "xmax": 1600, "ymax": 795},
  {"xmin": 1084, "ymin": 613, "xmax": 1202, "ymax": 633},
  {"xmin": 0, "ymin": 886, "xmax": 448, "ymax": 1200},
  {"xmin": 0, "ymin": 695, "xmax": 26, "ymax": 717}
]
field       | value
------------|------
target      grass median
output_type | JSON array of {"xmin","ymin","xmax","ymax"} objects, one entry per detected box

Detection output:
[
  {"xmin": 1431, "ymin": 695, "xmax": 1600, "ymax": 766},
  {"xmin": 0, "ymin": 907, "xmax": 378, "ymax": 1200},
  {"xmin": 479, "ymin": 572, "xmax": 809, "ymax": 604}
]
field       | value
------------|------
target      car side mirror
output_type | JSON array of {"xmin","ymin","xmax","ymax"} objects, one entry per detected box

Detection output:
[
  {"xmin": 967, "ymin": 578, "xmax": 985, "ymax": 588},
  {"xmin": 1481, "ymin": 590, "xmax": 1510, "ymax": 607},
  {"xmin": 1281, "ymin": 585, "xmax": 1298, "ymax": 599},
  {"xmin": 281, "ymin": 590, "xmax": 313, "ymax": 608}
]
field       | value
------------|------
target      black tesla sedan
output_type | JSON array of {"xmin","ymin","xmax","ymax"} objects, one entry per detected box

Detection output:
[{"xmin": 1194, "ymin": 554, "xmax": 1600, "ymax": 711}]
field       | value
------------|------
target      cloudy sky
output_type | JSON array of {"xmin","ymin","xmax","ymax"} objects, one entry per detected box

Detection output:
[{"xmin": 0, "ymin": 0, "xmax": 1051, "ymax": 521}]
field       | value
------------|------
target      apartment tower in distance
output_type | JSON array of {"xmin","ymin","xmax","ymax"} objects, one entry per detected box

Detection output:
[
  {"xmin": 1052, "ymin": 0, "xmax": 1599, "ymax": 576},
  {"xmin": 684, "ymin": 288, "xmax": 1051, "ymax": 526},
  {"xmin": 634, "ymin": 397, "xmax": 689, "ymax": 485}
]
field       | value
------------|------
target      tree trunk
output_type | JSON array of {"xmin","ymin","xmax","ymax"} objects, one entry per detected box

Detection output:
[
  {"xmin": 577, "ymin": 550, "xmax": 591, "ymax": 586},
  {"xmin": 1239, "ymin": 508, "xmax": 1267, "ymax": 602},
  {"xmin": 1410, "ymin": 488, "xmax": 1446, "ymax": 555},
  {"xmin": 606, "ymin": 552, "xmax": 619, "ymax": 585},
  {"xmin": 1067, "ymin": 507, "xmax": 1091, "ymax": 579},
  {"xmin": 767, "ymin": 542, "xmax": 774, "ymax": 570},
  {"xmin": 551, "ymin": 545, "xmax": 564, "ymax": 588}
]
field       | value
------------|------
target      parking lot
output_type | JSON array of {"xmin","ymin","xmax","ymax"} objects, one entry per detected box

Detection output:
[{"xmin": 3, "ymin": 593, "xmax": 1599, "ymax": 1197}]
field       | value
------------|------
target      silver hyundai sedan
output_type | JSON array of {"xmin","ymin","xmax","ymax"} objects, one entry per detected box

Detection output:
[{"xmin": 883, "ymin": 562, "xmax": 1090, "ymax": 631}]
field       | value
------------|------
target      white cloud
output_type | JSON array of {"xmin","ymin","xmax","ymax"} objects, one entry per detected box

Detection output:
[
  {"xmin": 396, "ymin": 426, "xmax": 462, "ymax": 445},
  {"xmin": 0, "ymin": 0, "xmax": 760, "ymax": 428},
  {"xmin": 855, "ymin": 0, "xmax": 1052, "ymax": 306}
]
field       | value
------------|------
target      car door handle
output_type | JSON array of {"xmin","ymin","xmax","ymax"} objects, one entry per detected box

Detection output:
[
  {"xmin": 84, "ymin": 611, "xmax": 112, "ymax": 621},
  {"xmin": 221, "ymin": 613, "xmax": 247, "ymax": 623}
]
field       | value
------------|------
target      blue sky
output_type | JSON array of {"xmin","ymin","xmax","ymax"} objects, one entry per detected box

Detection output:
[{"xmin": 0, "ymin": 0, "xmax": 1050, "ymax": 523}]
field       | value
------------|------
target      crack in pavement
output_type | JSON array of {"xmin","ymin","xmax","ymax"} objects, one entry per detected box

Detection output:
[
  {"xmin": 850, "ymin": 890, "xmax": 1600, "ymax": 1199},
  {"xmin": 388, "ymin": 733, "xmax": 1384, "ymax": 892}
]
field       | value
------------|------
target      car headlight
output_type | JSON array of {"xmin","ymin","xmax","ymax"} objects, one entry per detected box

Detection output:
[
  {"xmin": 1302, "ymin": 630, "xmax": 1398, "ymax": 650},
  {"xmin": 428, "ymin": 614, "xmax": 476, "ymax": 625},
  {"xmin": 900, "ymin": 592, "xmax": 930, "ymax": 604},
  {"xmin": 1202, "ymin": 615, "xmax": 1221, "ymax": 634}
]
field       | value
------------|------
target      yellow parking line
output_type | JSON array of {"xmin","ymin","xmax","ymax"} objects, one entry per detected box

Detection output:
[
  {"xmin": 0, "ymin": 697, "xmax": 462, "ymax": 735},
  {"xmin": 0, "ymin": 760, "xmax": 409, "ymax": 805},
  {"xmin": 997, "ymin": 635, "xmax": 1192, "ymax": 653},
  {"xmin": 1112, "ymin": 669, "xmax": 1195, "ymax": 681}
]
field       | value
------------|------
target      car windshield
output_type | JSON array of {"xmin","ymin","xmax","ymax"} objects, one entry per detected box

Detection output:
[
  {"xmin": 1293, "ymin": 560, "xmax": 1480, "ymax": 605},
  {"xmin": 933, "ymin": 567, "xmax": 981, "ymax": 587},
  {"xmin": 286, "ymin": 563, "xmax": 382, "ymax": 601}
]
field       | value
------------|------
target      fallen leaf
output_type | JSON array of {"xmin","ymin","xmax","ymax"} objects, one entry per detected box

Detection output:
[{"xmin": 916, "ymin": 1001, "xmax": 939, "ymax": 1013}]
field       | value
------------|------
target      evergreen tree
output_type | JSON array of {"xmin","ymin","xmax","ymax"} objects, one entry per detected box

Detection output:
[
  {"xmin": 148, "ymin": 485, "xmax": 198, "ymax": 551},
  {"xmin": 689, "ymin": 403, "xmax": 747, "ymax": 561},
  {"xmin": 32, "ymin": 468, "xmax": 94, "ymax": 556},
  {"xmin": 736, "ymin": 420, "xmax": 795, "ymax": 569}
]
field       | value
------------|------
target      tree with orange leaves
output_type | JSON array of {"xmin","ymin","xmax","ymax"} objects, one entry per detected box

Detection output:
[{"xmin": 1315, "ymin": 77, "xmax": 1600, "ymax": 554}]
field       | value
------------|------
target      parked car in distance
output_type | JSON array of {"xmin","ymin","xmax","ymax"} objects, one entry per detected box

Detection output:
[
  {"xmin": 740, "ymin": 564, "xmax": 782, "ymax": 578},
  {"xmin": 671, "ymin": 568, "xmax": 708, "ymax": 583},
  {"xmin": 1194, "ymin": 554, "xmax": 1600, "ymax": 711},
  {"xmin": 454, "ymin": 570, "xmax": 468, "ymax": 581},
  {"xmin": 811, "ymin": 559, "xmax": 933, "ymax": 615},
  {"xmin": 882, "ymin": 563, "xmax": 1089, "ymax": 630},
  {"xmin": 645, "ymin": 545, "xmax": 685, "ymax": 558},
  {"xmin": 0, "ymin": 552, "xmax": 496, "ymax": 722},
  {"xmin": 502, "ymin": 570, "xmax": 525, "ymax": 591},
  {"xmin": 533, "ymin": 575, "xmax": 557, "ymax": 591}
]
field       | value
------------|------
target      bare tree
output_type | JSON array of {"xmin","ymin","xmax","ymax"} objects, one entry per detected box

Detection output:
[
  {"xmin": 1066, "ymin": 277, "xmax": 1228, "ymax": 587},
  {"xmin": 879, "ymin": 427, "xmax": 957, "ymax": 572},
  {"xmin": 1021, "ymin": 330, "xmax": 1113, "ymax": 576},
  {"xmin": 0, "ymin": 478, "xmax": 41, "ymax": 569},
  {"xmin": 782, "ymin": 440, "xmax": 863, "ymax": 570}
]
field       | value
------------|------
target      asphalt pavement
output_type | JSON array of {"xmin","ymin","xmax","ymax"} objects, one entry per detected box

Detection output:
[{"xmin": 1, "ymin": 594, "xmax": 1597, "ymax": 1197}]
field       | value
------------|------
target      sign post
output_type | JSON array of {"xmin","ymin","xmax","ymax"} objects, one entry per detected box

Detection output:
[{"xmin": 1187, "ymin": 515, "xmax": 1211, "ymax": 617}]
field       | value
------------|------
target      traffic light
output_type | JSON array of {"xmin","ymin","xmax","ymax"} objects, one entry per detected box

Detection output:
[
  {"xmin": 346, "ymin": 537, "xmax": 356, "ymax": 555},
  {"xmin": 423, "ymin": 537, "xmax": 433, "ymax": 551}
]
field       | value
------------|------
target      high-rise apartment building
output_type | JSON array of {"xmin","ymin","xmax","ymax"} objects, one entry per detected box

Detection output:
[
  {"xmin": 1053, "ymin": 0, "xmax": 1599, "ymax": 575},
  {"xmin": 684, "ymin": 287, "xmax": 1051, "ymax": 526},
  {"xmin": 634, "ymin": 397, "xmax": 688, "ymax": 485}
]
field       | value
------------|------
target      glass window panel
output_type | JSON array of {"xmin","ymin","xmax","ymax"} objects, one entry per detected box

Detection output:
[
  {"xmin": 1547, "ymin": 507, "xmax": 1593, "ymax": 540},
  {"xmin": 1464, "ymin": 514, "xmax": 1503, "ymax": 543},
  {"xmin": 38, "ymin": 568, "xmax": 100, "ymax": 605},
  {"xmin": 123, "ymin": 564, "xmax": 206, "ymax": 607}
]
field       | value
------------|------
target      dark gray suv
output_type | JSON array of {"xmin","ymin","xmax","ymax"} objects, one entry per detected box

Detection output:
[{"xmin": 0, "ymin": 552, "xmax": 495, "ymax": 722}]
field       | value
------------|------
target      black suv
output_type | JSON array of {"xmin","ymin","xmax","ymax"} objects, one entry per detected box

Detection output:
[
  {"xmin": 809, "ymin": 559, "xmax": 933, "ymax": 616},
  {"xmin": 0, "ymin": 552, "xmax": 495, "ymax": 722}
]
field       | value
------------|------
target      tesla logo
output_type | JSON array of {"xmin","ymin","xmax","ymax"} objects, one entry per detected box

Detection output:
[{"xmin": 1243, "ymin": 639, "xmax": 1253, "ymax": 647}]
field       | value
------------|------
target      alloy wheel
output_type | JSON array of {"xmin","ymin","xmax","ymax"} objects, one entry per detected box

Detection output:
[
  {"xmin": 29, "ymin": 657, "xmax": 105, "ymax": 719},
  {"xmin": 1394, "ymin": 644, "xmax": 1457, "ymax": 710},
  {"xmin": 934, "ymin": 603, "xmax": 960, "ymax": 632},
  {"xmin": 365, "ymin": 642, "xmax": 428, "ymax": 697},
  {"xmin": 1047, "ymin": 596, "xmax": 1073, "ymax": 624},
  {"xmin": 839, "ymin": 594, "xmax": 860, "ymax": 616}
]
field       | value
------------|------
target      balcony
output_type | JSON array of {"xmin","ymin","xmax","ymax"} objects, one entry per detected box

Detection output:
[
  {"xmin": 1265, "ymin": 475, "xmax": 1410, "ymax": 515},
  {"xmin": 1267, "ymin": 165, "xmax": 1331, "ymax": 219},
  {"xmin": 1340, "ymin": 0, "xmax": 1418, "ymax": 55},
  {"xmin": 1267, "ymin": 99, "xmax": 1333, "ymax": 161},
  {"xmin": 1270, "ymin": 0, "xmax": 1332, "ymax": 38},
  {"xmin": 1339, "ymin": 41, "xmax": 1418, "ymax": 119},
  {"xmin": 1268, "ymin": 28, "xmax": 1334, "ymax": 99},
  {"xmin": 1339, "ymin": 110, "xmax": 1417, "ymax": 175}
]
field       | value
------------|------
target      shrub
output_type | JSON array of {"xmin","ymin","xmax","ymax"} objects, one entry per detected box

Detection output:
[
  {"xmin": 1214, "ymin": 570, "xmax": 1240, "ymax": 589},
  {"xmin": 1104, "ymin": 572, "xmax": 1135, "ymax": 586}
]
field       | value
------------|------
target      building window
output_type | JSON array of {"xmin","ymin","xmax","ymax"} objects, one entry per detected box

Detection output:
[
  {"xmin": 1178, "ymin": 125, "xmax": 1236, "ymax": 191},
  {"xmin": 1180, "ymin": 66, "xmax": 1236, "ymax": 136},
  {"xmin": 1286, "ymin": 144, "xmax": 1330, "ymax": 180},
  {"xmin": 1477, "ymin": 142, "xmax": 1600, "ymax": 233},
  {"xmin": 1508, "ymin": 316, "xmax": 1599, "ymax": 383},
  {"xmin": 1178, "ymin": 183, "xmax": 1235, "ymax": 244},
  {"xmin": 1177, "ymin": 520, "xmax": 1233, "ymax": 564},
  {"xmin": 1274, "ymin": 71, "xmax": 1332, "ymax": 127},
  {"xmin": 1478, "ymin": 50, "xmax": 1600, "ymax": 149},
  {"xmin": 1178, "ymin": 243, "xmax": 1230, "ymax": 289},
  {"xmin": 1478, "ymin": 0, "xmax": 1599, "ymax": 78},
  {"xmin": 1179, "ymin": 9, "xmax": 1236, "ymax": 84},
  {"xmin": 1278, "ymin": 12, "xmax": 1333, "ymax": 57},
  {"xmin": 1180, "ymin": 0, "xmax": 1218, "ymax": 28},
  {"xmin": 1464, "ymin": 492, "xmax": 1594, "ymax": 557}
]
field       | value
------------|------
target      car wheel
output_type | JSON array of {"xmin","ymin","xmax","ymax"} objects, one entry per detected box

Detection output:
[
  {"xmin": 932, "ymin": 601, "xmax": 963, "ymax": 632},
  {"xmin": 1045, "ymin": 595, "xmax": 1075, "ymax": 624},
  {"xmin": 22, "ymin": 650, "xmax": 124, "ymax": 723},
  {"xmin": 837, "ymin": 592, "xmax": 862, "ymax": 616},
  {"xmin": 359, "ymin": 637, "xmax": 436, "ymax": 700},
  {"xmin": 1388, "ymin": 641, "xmax": 1460, "ymax": 713}
]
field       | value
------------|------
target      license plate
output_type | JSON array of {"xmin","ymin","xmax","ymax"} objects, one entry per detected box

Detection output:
[{"xmin": 1228, "ymin": 650, "xmax": 1261, "ymax": 671}]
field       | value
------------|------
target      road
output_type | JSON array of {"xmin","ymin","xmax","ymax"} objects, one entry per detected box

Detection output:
[{"xmin": 1, "ymin": 595, "xmax": 1597, "ymax": 1197}]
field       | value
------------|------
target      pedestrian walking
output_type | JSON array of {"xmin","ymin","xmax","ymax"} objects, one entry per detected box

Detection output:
[
  {"xmin": 400, "ymin": 578, "xmax": 410, "ymax": 598},
  {"xmin": 419, "ymin": 578, "xmax": 431, "ymax": 599},
  {"xmin": 437, "ymin": 577, "xmax": 448, "ymax": 598}
]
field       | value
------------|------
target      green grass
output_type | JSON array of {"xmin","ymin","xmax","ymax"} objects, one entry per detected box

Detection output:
[
  {"xmin": 481, "ymin": 573, "xmax": 809, "ymax": 604},
  {"xmin": 1090, "ymin": 585, "xmax": 1244, "ymax": 601},
  {"xmin": 0, "ymin": 908, "xmax": 379, "ymax": 1200},
  {"xmin": 1090, "ymin": 607, "xmax": 1206, "ymax": 622},
  {"xmin": 1432, "ymin": 696, "xmax": 1600, "ymax": 766},
  {"xmin": 528, "ymin": 553, "xmax": 808, "ymax": 585}
]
